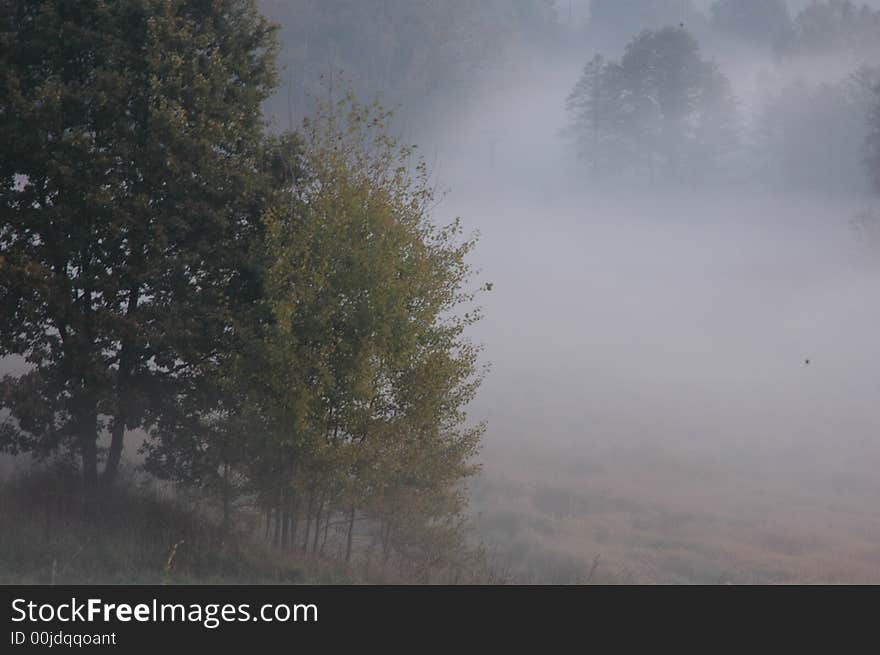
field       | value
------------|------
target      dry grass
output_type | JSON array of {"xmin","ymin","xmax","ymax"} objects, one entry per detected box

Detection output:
[
  {"xmin": 6, "ymin": 439, "xmax": 878, "ymax": 585},
  {"xmin": 470, "ymin": 436, "xmax": 880, "ymax": 584}
]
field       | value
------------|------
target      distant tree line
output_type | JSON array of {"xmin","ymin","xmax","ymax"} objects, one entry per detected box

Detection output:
[
  {"xmin": 567, "ymin": 16, "xmax": 880, "ymax": 191},
  {"xmin": 253, "ymin": 0, "xmax": 880, "ymax": 192},
  {"xmin": 0, "ymin": 0, "xmax": 486, "ymax": 578},
  {"xmin": 755, "ymin": 66, "xmax": 880, "ymax": 192},
  {"xmin": 585, "ymin": 1, "xmax": 880, "ymax": 56},
  {"xmin": 258, "ymin": 0, "xmax": 559, "ymax": 129},
  {"xmin": 776, "ymin": 0, "xmax": 880, "ymax": 59}
]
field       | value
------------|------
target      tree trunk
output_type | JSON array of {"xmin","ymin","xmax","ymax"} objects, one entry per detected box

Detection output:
[
  {"xmin": 381, "ymin": 521, "xmax": 393, "ymax": 566},
  {"xmin": 103, "ymin": 420, "xmax": 125, "ymax": 485},
  {"xmin": 289, "ymin": 495, "xmax": 299, "ymax": 551},
  {"xmin": 280, "ymin": 489, "xmax": 290, "ymax": 550},
  {"xmin": 302, "ymin": 491, "xmax": 314, "ymax": 553},
  {"xmin": 43, "ymin": 489, "xmax": 53, "ymax": 544},
  {"xmin": 345, "ymin": 504, "xmax": 356, "ymax": 563},
  {"xmin": 102, "ymin": 288, "xmax": 138, "ymax": 485},
  {"xmin": 80, "ymin": 419, "xmax": 99, "ymax": 494},
  {"xmin": 320, "ymin": 512, "xmax": 330, "ymax": 555},
  {"xmin": 221, "ymin": 461, "xmax": 231, "ymax": 535},
  {"xmin": 311, "ymin": 496, "xmax": 323, "ymax": 555}
]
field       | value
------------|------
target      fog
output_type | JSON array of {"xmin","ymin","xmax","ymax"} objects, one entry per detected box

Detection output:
[
  {"xmin": 430, "ymin": 49, "xmax": 880, "ymax": 462},
  {"xmin": 4, "ymin": 0, "xmax": 880, "ymax": 584},
  {"xmin": 404, "ymin": 5, "xmax": 880, "ymax": 582}
]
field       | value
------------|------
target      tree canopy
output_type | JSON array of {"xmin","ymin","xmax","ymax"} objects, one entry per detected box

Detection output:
[
  {"xmin": 1, "ymin": 1, "xmax": 488, "ymax": 578},
  {"xmin": 0, "ymin": 0, "xmax": 279, "ymax": 488},
  {"xmin": 566, "ymin": 27, "xmax": 738, "ymax": 182}
]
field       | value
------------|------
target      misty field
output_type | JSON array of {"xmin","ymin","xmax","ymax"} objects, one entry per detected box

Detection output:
[
  {"xmin": 473, "ymin": 434, "xmax": 880, "ymax": 583},
  {"xmin": 3, "ymin": 1, "xmax": 880, "ymax": 585},
  {"xmin": 458, "ymin": 185, "xmax": 880, "ymax": 584}
]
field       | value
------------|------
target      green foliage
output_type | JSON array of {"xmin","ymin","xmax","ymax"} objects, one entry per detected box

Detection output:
[
  {"xmin": 140, "ymin": 131, "xmax": 303, "ymax": 528},
  {"xmin": 254, "ymin": 92, "xmax": 486, "ymax": 573},
  {"xmin": 141, "ymin": 92, "xmax": 488, "ymax": 575},
  {"xmin": 1, "ymin": 1, "xmax": 488, "ymax": 579},
  {"xmin": 0, "ymin": 0, "xmax": 279, "ymax": 487}
]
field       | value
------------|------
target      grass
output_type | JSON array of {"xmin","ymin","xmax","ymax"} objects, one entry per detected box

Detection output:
[
  {"xmin": 0, "ymin": 462, "xmax": 359, "ymax": 585},
  {"xmin": 0, "ymin": 460, "xmax": 493, "ymax": 585},
  {"xmin": 10, "ymin": 436, "xmax": 874, "ymax": 585},
  {"xmin": 469, "ymin": 436, "xmax": 880, "ymax": 584}
]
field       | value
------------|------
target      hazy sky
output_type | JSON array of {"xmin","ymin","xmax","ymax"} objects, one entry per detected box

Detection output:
[{"xmin": 557, "ymin": 0, "xmax": 880, "ymax": 22}]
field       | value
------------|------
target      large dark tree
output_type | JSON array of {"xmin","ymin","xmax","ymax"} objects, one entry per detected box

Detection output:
[{"xmin": 0, "ymin": 0, "xmax": 278, "ymax": 490}]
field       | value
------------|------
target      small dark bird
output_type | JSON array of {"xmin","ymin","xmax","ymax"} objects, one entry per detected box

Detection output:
[
  {"xmin": 680, "ymin": 22, "xmax": 685, "ymax": 28},
  {"xmin": 805, "ymin": 359, "xmax": 811, "ymax": 365}
]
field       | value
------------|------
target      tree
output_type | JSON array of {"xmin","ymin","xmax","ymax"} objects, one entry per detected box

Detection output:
[
  {"xmin": 566, "ymin": 27, "xmax": 738, "ymax": 181},
  {"xmin": 777, "ymin": 1, "xmax": 880, "ymax": 58},
  {"xmin": 259, "ymin": 0, "xmax": 560, "ymax": 128},
  {"xmin": 868, "ymin": 76, "xmax": 880, "ymax": 192},
  {"xmin": 755, "ymin": 68, "xmax": 879, "ymax": 192},
  {"xmin": 710, "ymin": 0, "xmax": 793, "ymax": 46},
  {"xmin": 0, "ymin": 0, "xmax": 279, "ymax": 490},
  {"xmin": 140, "ymin": 131, "xmax": 303, "ymax": 533},
  {"xmin": 254, "ymin": 93, "xmax": 486, "ymax": 570},
  {"xmin": 565, "ymin": 55, "xmax": 630, "ymax": 173}
]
